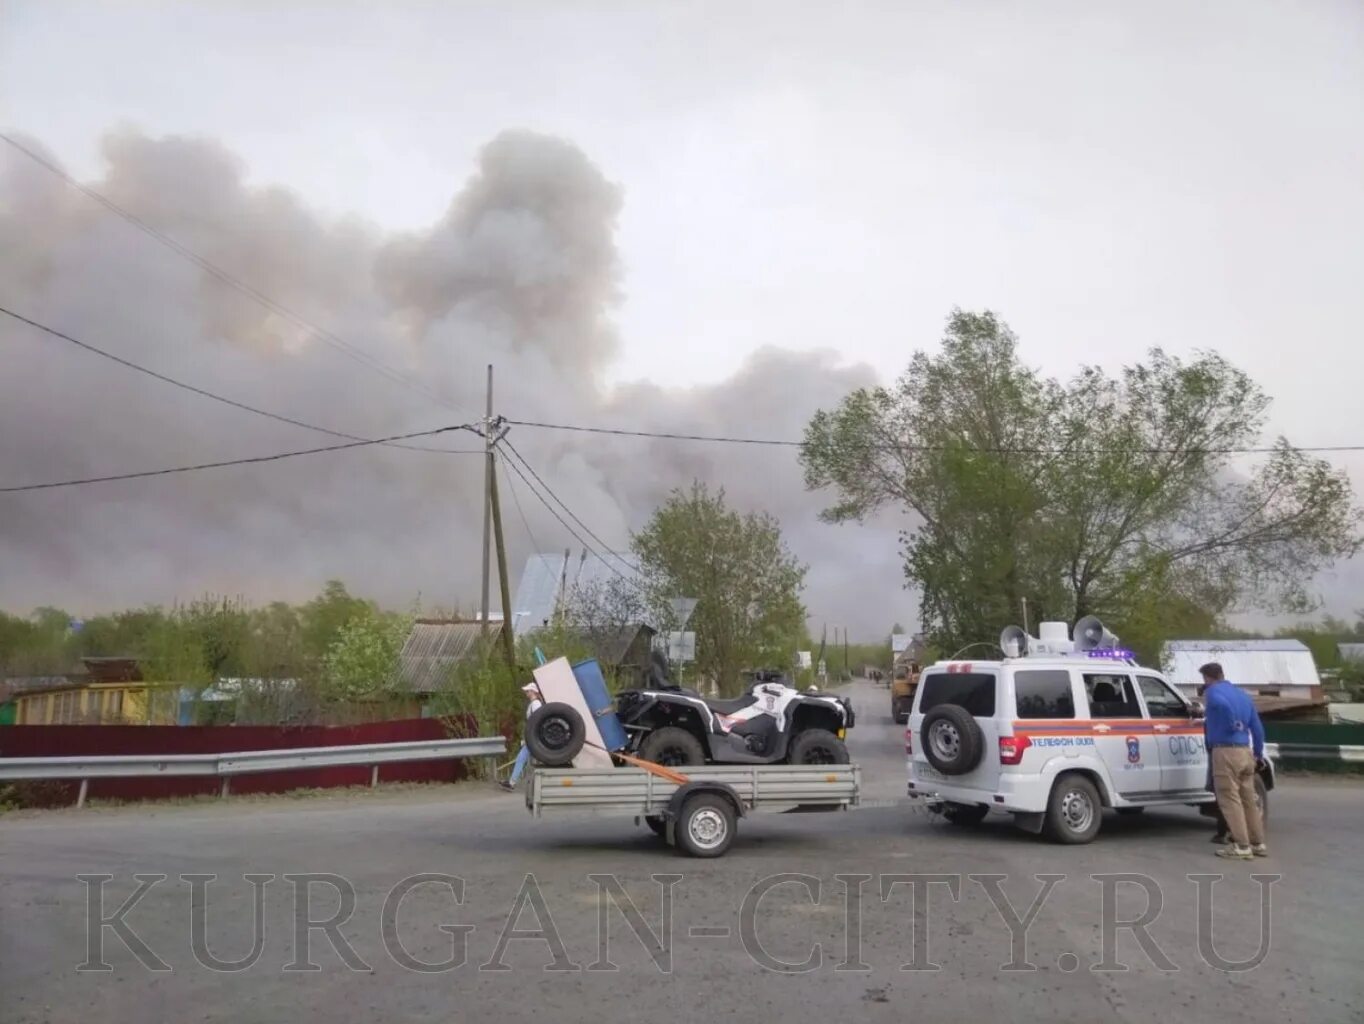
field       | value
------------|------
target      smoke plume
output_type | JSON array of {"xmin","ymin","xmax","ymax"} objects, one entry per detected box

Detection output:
[{"xmin": 0, "ymin": 128, "xmax": 910, "ymax": 637}]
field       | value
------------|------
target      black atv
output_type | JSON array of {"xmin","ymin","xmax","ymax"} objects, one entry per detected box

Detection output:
[{"xmin": 614, "ymin": 658, "xmax": 854, "ymax": 767}]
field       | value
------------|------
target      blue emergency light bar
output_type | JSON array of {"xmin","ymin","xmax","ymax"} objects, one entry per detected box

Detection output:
[{"xmin": 1086, "ymin": 647, "xmax": 1136, "ymax": 661}]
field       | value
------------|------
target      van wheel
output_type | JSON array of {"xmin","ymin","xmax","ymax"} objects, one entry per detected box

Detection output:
[
  {"xmin": 941, "ymin": 802, "xmax": 989, "ymax": 825},
  {"xmin": 1045, "ymin": 775, "xmax": 1102, "ymax": 844}
]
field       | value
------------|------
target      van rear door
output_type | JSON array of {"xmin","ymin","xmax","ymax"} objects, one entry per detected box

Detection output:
[{"xmin": 911, "ymin": 667, "xmax": 1001, "ymax": 792}]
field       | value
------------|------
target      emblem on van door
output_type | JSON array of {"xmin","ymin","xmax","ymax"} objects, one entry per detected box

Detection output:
[{"xmin": 1125, "ymin": 736, "xmax": 1141, "ymax": 763}]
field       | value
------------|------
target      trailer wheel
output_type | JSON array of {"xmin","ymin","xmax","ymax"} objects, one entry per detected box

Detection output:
[
  {"xmin": 525, "ymin": 703, "xmax": 586, "ymax": 766},
  {"xmin": 675, "ymin": 793, "xmax": 736, "ymax": 858}
]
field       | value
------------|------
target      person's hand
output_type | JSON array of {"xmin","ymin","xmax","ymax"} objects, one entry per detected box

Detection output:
[{"xmin": 1255, "ymin": 756, "xmax": 1269, "ymax": 772}]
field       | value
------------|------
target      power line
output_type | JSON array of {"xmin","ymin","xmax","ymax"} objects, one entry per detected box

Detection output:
[
  {"xmin": 504, "ymin": 418, "xmax": 1364, "ymax": 456},
  {"xmin": 0, "ymin": 131, "xmax": 468, "ymax": 418},
  {"xmin": 498, "ymin": 448, "xmax": 631, "ymax": 581},
  {"xmin": 501, "ymin": 438, "xmax": 639, "ymax": 578},
  {"xmin": 499, "ymin": 453, "xmax": 543, "ymax": 556},
  {"xmin": 0, "ymin": 424, "xmax": 476, "ymax": 493},
  {"xmin": 0, "ymin": 305, "xmax": 481, "ymax": 454}
]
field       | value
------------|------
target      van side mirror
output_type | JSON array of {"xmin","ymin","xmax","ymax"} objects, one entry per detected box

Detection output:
[{"xmin": 1189, "ymin": 700, "xmax": 1204, "ymax": 719}]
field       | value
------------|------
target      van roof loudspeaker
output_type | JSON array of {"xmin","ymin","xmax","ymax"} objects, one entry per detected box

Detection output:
[
  {"xmin": 1000, "ymin": 625, "xmax": 1032, "ymax": 658},
  {"xmin": 1031, "ymin": 621, "xmax": 1074, "ymax": 655},
  {"xmin": 1073, "ymin": 615, "xmax": 1119, "ymax": 652}
]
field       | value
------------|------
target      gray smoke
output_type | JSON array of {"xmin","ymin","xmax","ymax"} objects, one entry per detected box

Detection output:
[{"xmin": 0, "ymin": 128, "xmax": 910, "ymax": 637}]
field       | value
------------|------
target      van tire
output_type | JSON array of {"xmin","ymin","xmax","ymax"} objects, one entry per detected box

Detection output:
[
  {"xmin": 920, "ymin": 705, "xmax": 985, "ymax": 775},
  {"xmin": 1045, "ymin": 774, "xmax": 1103, "ymax": 844}
]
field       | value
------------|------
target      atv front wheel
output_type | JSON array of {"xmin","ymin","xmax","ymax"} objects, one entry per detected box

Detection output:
[
  {"xmin": 788, "ymin": 728, "xmax": 850, "ymax": 765},
  {"xmin": 639, "ymin": 727, "xmax": 705, "ymax": 767}
]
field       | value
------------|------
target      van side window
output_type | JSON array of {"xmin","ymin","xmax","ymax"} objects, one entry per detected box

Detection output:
[
  {"xmin": 1083, "ymin": 673, "xmax": 1143, "ymax": 719},
  {"xmin": 918, "ymin": 673, "xmax": 996, "ymax": 717},
  {"xmin": 1137, "ymin": 676, "xmax": 1188, "ymax": 718},
  {"xmin": 1014, "ymin": 670, "xmax": 1075, "ymax": 719}
]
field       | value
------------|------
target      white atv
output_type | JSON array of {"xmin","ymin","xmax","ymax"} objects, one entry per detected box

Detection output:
[{"xmin": 614, "ymin": 662, "xmax": 855, "ymax": 767}]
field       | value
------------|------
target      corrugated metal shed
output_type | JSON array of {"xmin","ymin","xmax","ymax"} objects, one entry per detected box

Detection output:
[
  {"xmin": 1163, "ymin": 639, "xmax": 1321, "ymax": 692},
  {"xmin": 512, "ymin": 550, "xmax": 640, "ymax": 631},
  {"xmin": 398, "ymin": 620, "xmax": 502, "ymax": 694}
]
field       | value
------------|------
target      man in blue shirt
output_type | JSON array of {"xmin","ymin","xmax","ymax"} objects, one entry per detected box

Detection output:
[{"xmin": 1199, "ymin": 662, "xmax": 1268, "ymax": 859}]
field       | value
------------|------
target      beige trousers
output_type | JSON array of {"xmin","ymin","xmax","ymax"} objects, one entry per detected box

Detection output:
[{"xmin": 1212, "ymin": 745, "xmax": 1265, "ymax": 847}]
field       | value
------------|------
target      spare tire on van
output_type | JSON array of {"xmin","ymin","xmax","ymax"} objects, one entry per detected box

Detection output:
[{"xmin": 920, "ymin": 705, "xmax": 985, "ymax": 775}]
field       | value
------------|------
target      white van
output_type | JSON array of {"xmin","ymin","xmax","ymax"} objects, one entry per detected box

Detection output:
[{"xmin": 905, "ymin": 621, "xmax": 1272, "ymax": 843}]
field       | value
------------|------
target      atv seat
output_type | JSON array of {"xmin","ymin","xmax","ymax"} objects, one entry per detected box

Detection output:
[{"xmin": 702, "ymin": 693, "xmax": 759, "ymax": 715}]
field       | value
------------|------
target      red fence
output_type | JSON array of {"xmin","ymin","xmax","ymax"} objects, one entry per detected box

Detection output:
[{"xmin": 0, "ymin": 717, "xmax": 479, "ymax": 807}]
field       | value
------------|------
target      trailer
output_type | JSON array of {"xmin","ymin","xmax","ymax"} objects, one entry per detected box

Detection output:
[{"xmin": 526, "ymin": 763, "xmax": 861, "ymax": 857}]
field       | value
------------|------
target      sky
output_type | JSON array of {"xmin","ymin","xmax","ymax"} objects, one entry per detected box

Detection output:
[{"xmin": 1, "ymin": 0, "xmax": 1362, "ymax": 639}]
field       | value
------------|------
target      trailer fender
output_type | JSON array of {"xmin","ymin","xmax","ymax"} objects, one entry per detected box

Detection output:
[{"xmin": 665, "ymin": 780, "xmax": 746, "ymax": 821}]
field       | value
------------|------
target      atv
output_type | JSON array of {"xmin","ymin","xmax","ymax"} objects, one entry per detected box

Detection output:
[{"xmin": 613, "ymin": 659, "xmax": 855, "ymax": 767}]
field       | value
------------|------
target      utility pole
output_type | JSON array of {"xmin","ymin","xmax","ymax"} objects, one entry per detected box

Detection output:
[
  {"xmin": 488, "ymin": 445, "xmax": 517, "ymax": 672},
  {"xmin": 555, "ymin": 547, "xmax": 570, "ymax": 626},
  {"xmin": 479, "ymin": 365, "xmax": 493, "ymax": 637}
]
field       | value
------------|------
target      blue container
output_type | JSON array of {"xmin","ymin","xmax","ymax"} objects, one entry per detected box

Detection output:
[{"xmin": 572, "ymin": 658, "xmax": 627, "ymax": 752}]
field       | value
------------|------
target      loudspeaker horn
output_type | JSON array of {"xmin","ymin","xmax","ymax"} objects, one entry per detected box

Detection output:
[
  {"xmin": 1073, "ymin": 615, "xmax": 1119, "ymax": 652},
  {"xmin": 999, "ymin": 624, "xmax": 1032, "ymax": 658}
]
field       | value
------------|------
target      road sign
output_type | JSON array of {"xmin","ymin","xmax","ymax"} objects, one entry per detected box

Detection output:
[{"xmin": 667, "ymin": 631, "xmax": 696, "ymax": 663}]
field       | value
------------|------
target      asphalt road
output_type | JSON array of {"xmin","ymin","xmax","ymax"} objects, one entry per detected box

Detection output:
[{"xmin": 2, "ymin": 677, "xmax": 1361, "ymax": 1023}]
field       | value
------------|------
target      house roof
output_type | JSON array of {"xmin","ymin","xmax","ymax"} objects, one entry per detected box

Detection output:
[
  {"xmin": 512, "ymin": 551, "xmax": 640, "ymax": 631},
  {"xmin": 398, "ymin": 620, "xmax": 503, "ymax": 693},
  {"xmin": 1165, "ymin": 639, "xmax": 1310, "ymax": 653},
  {"xmin": 1254, "ymin": 695, "xmax": 1328, "ymax": 718},
  {"xmin": 1338, "ymin": 643, "xmax": 1364, "ymax": 663},
  {"xmin": 82, "ymin": 657, "xmax": 143, "ymax": 682},
  {"xmin": 1163, "ymin": 638, "xmax": 1321, "ymax": 688},
  {"xmin": 592, "ymin": 623, "xmax": 656, "ymax": 666}
]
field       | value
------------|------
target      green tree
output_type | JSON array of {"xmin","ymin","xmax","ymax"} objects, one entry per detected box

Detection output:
[
  {"xmin": 140, "ymin": 607, "xmax": 212, "ymax": 684},
  {"xmin": 802, "ymin": 309, "xmax": 1362, "ymax": 653},
  {"xmin": 322, "ymin": 609, "xmax": 411, "ymax": 701},
  {"xmin": 301, "ymin": 581, "xmax": 375, "ymax": 661},
  {"xmin": 632, "ymin": 483, "xmax": 807, "ymax": 695}
]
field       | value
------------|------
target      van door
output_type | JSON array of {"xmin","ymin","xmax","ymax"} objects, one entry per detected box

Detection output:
[
  {"xmin": 1136, "ymin": 674, "xmax": 1207, "ymax": 794},
  {"xmin": 910, "ymin": 668, "xmax": 1001, "ymax": 794},
  {"xmin": 1081, "ymin": 671, "xmax": 1157, "ymax": 799}
]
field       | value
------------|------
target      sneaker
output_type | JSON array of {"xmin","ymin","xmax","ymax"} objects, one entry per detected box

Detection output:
[
  {"xmin": 498, "ymin": 780, "xmax": 515, "ymax": 791},
  {"xmin": 1251, "ymin": 844, "xmax": 1269, "ymax": 857},
  {"xmin": 1216, "ymin": 844, "xmax": 1254, "ymax": 860}
]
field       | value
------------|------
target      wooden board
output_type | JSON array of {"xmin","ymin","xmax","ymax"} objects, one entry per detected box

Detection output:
[{"xmin": 531, "ymin": 657, "xmax": 613, "ymax": 769}]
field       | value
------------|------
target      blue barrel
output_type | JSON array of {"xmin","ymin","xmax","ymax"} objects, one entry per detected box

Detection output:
[{"xmin": 572, "ymin": 658, "xmax": 628, "ymax": 752}]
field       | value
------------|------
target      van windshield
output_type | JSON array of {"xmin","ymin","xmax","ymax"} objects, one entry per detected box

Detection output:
[{"xmin": 919, "ymin": 672, "xmax": 996, "ymax": 716}]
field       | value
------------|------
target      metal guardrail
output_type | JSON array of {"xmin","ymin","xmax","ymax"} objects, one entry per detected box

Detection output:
[
  {"xmin": 0, "ymin": 736, "xmax": 506, "ymax": 806},
  {"xmin": 1264, "ymin": 742, "xmax": 1364, "ymax": 763}
]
